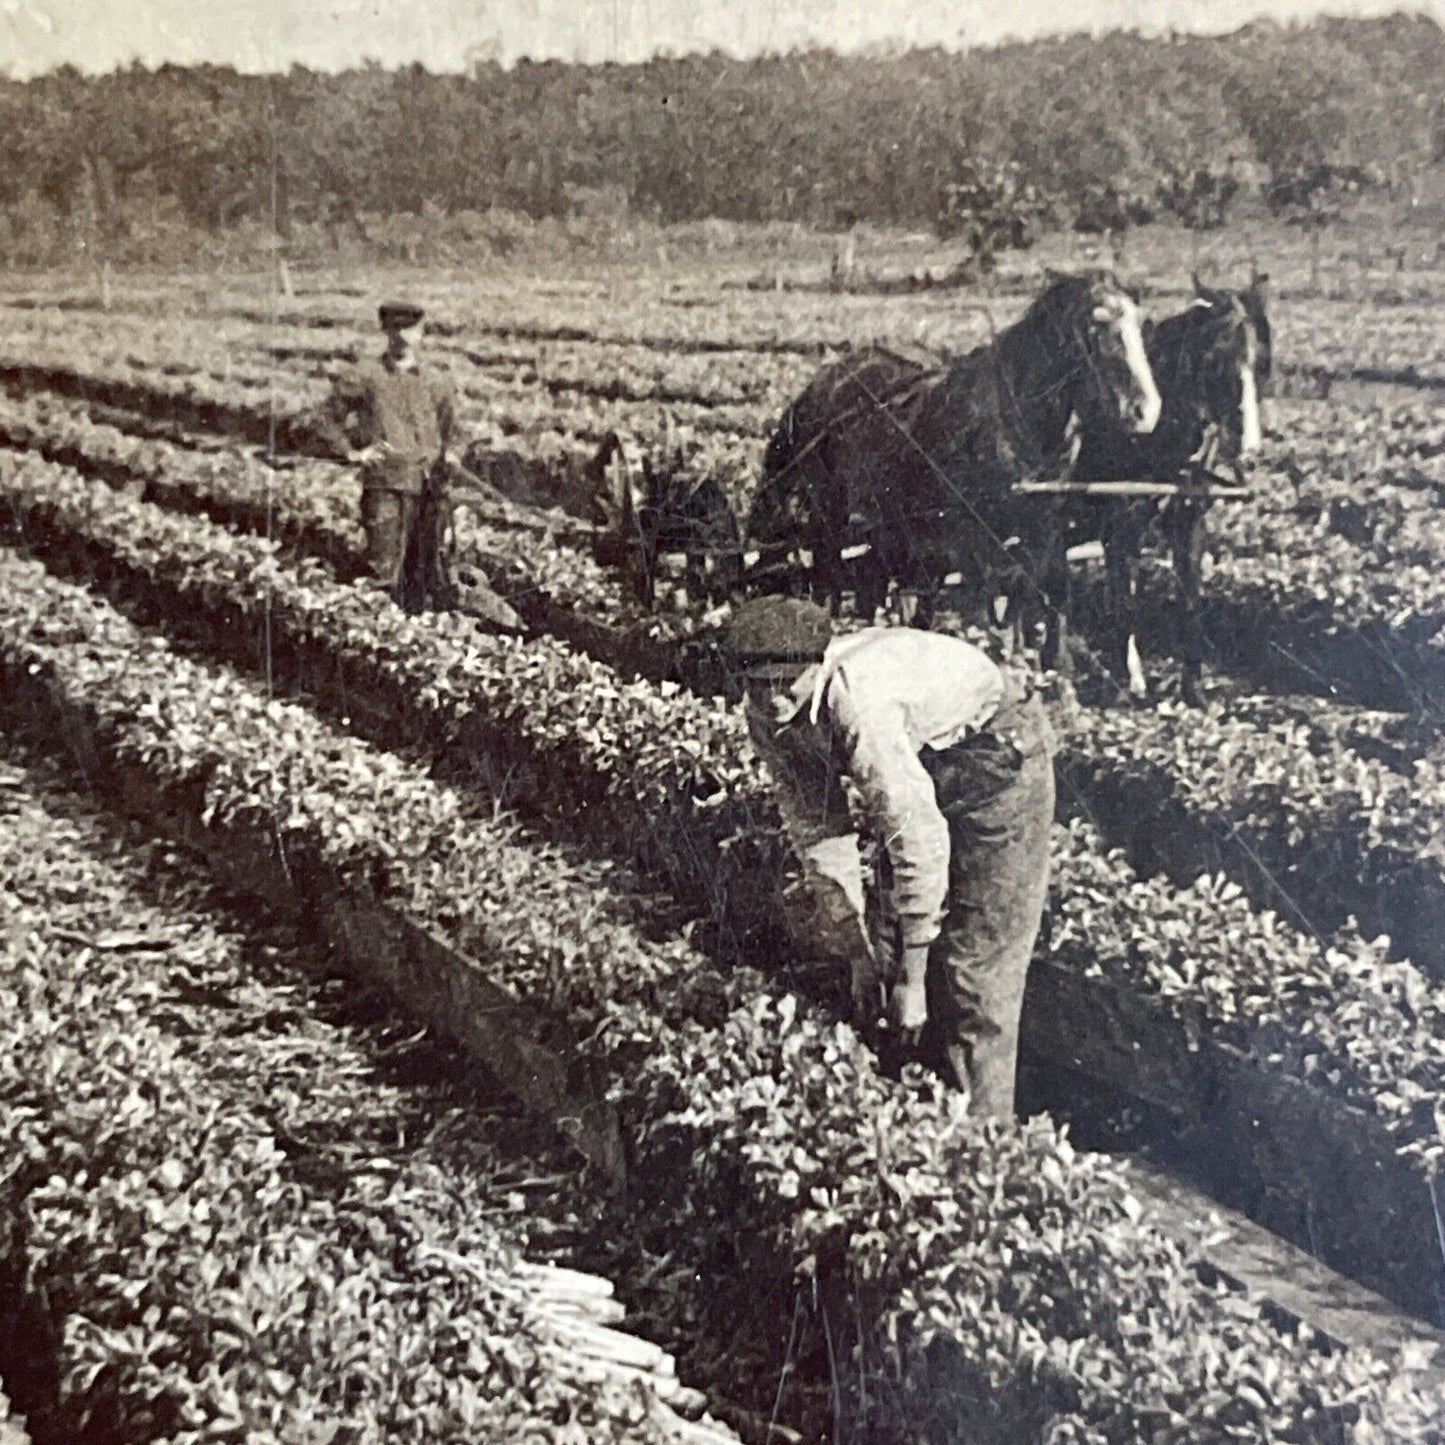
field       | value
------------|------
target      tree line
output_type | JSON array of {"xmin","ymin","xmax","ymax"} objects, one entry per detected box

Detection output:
[{"xmin": 1, "ymin": 12, "xmax": 1441, "ymax": 262}]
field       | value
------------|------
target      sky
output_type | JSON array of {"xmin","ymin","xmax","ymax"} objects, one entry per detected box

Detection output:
[{"xmin": 1, "ymin": 0, "xmax": 1440, "ymax": 76}]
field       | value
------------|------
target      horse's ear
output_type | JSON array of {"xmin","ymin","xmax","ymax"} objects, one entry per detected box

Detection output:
[{"xmin": 1189, "ymin": 272, "xmax": 1219, "ymax": 310}]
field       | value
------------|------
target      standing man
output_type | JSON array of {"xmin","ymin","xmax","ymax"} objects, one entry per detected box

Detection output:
[
  {"xmin": 721, "ymin": 597, "xmax": 1056, "ymax": 1120},
  {"xmin": 318, "ymin": 300, "xmax": 460, "ymax": 613}
]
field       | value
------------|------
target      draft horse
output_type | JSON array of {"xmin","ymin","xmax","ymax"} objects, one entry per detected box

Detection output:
[
  {"xmin": 1069, "ymin": 273, "xmax": 1271, "ymax": 704},
  {"xmin": 745, "ymin": 271, "xmax": 1162, "ymax": 674}
]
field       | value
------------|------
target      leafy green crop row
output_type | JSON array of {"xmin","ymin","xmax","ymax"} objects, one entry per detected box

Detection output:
[
  {"xmin": 5, "ymin": 451, "xmax": 1445, "ymax": 1308},
  {"xmin": 1265, "ymin": 397, "xmax": 1445, "ymax": 481},
  {"xmin": 0, "ymin": 353, "xmax": 326, "ymax": 455},
  {"xmin": 1270, "ymin": 301, "xmax": 1445, "ymax": 384},
  {"xmin": 11, "ymin": 396, "xmax": 1437, "ymax": 989},
  {"xmin": 4, "ymin": 448, "xmax": 1440, "ymax": 1141},
  {"xmin": 12, "ymin": 321, "xmax": 1445, "ymax": 718},
  {"xmin": 0, "ymin": 390, "xmax": 701, "ymax": 651},
  {"xmin": 0, "ymin": 392, "xmax": 364, "ymax": 558},
  {"xmin": 0, "ymin": 342, "xmax": 761, "ymax": 538},
  {"xmin": 0, "ymin": 300, "xmax": 814, "ymax": 414},
  {"xmin": 397, "ymin": 273, "xmax": 1445, "ymax": 382},
  {"xmin": 1, "ymin": 547, "xmax": 1436, "ymax": 1443},
  {"xmin": 9, "ymin": 270, "xmax": 1445, "ymax": 390},
  {"xmin": 0, "ymin": 752, "xmax": 706, "ymax": 1445},
  {"xmin": 1206, "ymin": 487, "xmax": 1445, "ymax": 642},
  {"xmin": 1063, "ymin": 696, "xmax": 1445, "ymax": 979},
  {"xmin": 1206, "ymin": 415, "xmax": 1445, "ymax": 607},
  {"xmin": 0, "ymin": 299, "xmax": 781, "ymax": 445}
]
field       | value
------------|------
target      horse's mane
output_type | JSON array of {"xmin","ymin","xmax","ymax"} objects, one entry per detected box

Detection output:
[
  {"xmin": 936, "ymin": 272, "xmax": 1098, "ymax": 382},
  {"xmin": 1023, "ymin": 269, "xmax": 1129, "ymax": 318},
  {"xmin": 989, "ymin": 269, "xmax": 1131, "ymax": 370}
]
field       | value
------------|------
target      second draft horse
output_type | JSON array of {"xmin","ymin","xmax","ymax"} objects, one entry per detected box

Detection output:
[{"xmin": 1070, "ymin": 273, "xmax": 1271, "ymax": 703}]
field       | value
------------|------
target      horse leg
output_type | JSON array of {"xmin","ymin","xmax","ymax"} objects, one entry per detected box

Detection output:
[
  {"xmin": 821, "ymin": 548, "xmax": 846, "ymax": 617},
  {"xmin": 996, "ymin": 577, "xmax": 1028, "ymax": 661},
  {"xmin": 855, "ymin": 551, "xmax": 889, "ymax": 622},
  {"xmin": 803, "ymin": 502, "xmax": 844, "ymax": 614},
  {"xmin": 684, "ymin": 546, "xmax": 707, "ymax": 610},
  {"xmin": 1171, "ymin": 501, "xmax": 1209, "ymax": 706},
  {"xmin": 1123, "ymin": 572, "xmax": 1147, "ymax": 699},
  {"xmin": 1103, "ymin": 512, "xmax": 1129, "ymax": 681},
  {"xmin": 1043, "ymin": 595, "xmax": 1071, "ymax": 682},
  {"xmin": 803, "ymin": 535, "xmax": 832, "ymax": 609},
  {"xmin": 908, "ymin": 554, "xmax": 939, "ymax": 630},
  {"xmin": 637, "ymin": 512, "xmax": 661, "ymax": 609},
  {"xmin": 1040, "ymin": 541, "xmax": 1072, "ymax": 683},
  {"xmin": 913, "ymin": 584, "xmax": 937, "ymax": 629},
  {"xmin": 988, "ymin": 588, "xmax": 1012, "ymax": 658},
  {"xmin": 1105, "ymin": 507, "xmax": 1148, "ymax": 700}
]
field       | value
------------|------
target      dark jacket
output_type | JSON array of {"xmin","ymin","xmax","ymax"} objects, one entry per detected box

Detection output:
[{"xmin": 319, "ymin": 357, "xmax": 458, "ymax": 493}]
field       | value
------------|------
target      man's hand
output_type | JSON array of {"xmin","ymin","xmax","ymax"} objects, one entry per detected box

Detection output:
[
  {"xmin": 349, "ymin": 441, "xmax": 396, "ymax": 466},
  {"xmin": 888, "ymin": 942, "xmax": 931, "ymax": 1045}
]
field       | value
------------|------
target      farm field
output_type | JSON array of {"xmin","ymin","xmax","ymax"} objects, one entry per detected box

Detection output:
[
  {"xmin": 0, "ymin": 736, "xmax": 745, "ymax": 1444},
  {"xmin": 2, "ymin": 218, "xmax": 1445, "ymax": 1442}
]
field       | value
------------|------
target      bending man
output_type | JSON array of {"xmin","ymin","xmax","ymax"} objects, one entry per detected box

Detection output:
[{"xmin": 721, "ymin": 598, "xmax": 1056, "ymax": 1119}]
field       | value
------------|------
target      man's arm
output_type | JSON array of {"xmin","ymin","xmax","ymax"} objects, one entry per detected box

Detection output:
[
  {"xmin": 826, "ymin": 672, "xmax": 951, "ymax": 952},
  {"xmin": 745, "ymin": 707, "xmax": 879, "ymax": 1011},
  {"xmin": 313, "ymin": 368, "xmax": 378, "ymax": 458},
  {"xmin": 825, "ymin": 669, "xmax": 951, "ymax": 1033}
]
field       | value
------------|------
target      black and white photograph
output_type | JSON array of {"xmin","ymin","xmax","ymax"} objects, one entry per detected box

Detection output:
[{"xmin": 0, "ymin": 1, "xmax": 1443, "ymax": 1440}]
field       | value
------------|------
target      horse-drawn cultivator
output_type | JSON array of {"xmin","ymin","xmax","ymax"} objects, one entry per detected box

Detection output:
[
  {"xmin": 571, "ymin": 272, "xmax": 1265, "ymax": 710},
  {"xmin": 1, "ymin": 257, "xmax": 1444, "ymax": 1444}
]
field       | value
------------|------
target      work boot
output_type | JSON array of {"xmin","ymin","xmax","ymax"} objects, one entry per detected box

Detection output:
[{"xmin": 452, "ymin": 567, "xmax": 525, "ymax": 633}]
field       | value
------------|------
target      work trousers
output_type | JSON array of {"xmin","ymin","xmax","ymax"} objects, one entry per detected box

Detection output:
[
  {"xmin": 917, "ymin": 693, "xmax": 1056, "ymax": 1120},
  {"xmin": 360, "ymin": 470, "xmax": 454, "ymax": 614}
]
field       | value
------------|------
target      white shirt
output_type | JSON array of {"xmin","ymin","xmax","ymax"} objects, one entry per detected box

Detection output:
[{"xmin": 749, "ymin": 628, "xmax": 1004, "ymax": 948}]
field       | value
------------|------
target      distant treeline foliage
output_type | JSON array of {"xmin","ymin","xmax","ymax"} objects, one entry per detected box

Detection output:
[{"xmin": 2, "ymin": 13, "xmax": 1442, "ymax": 260}]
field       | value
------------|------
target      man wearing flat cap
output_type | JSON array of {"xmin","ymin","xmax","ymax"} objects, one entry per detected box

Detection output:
[
  {"xmin": 317, "ymin": 300, "xmax": 460, "ymax": 612},
  {"xmin": 723, "ymin": 597, "xmax": 1055, "ymax": 1120}
]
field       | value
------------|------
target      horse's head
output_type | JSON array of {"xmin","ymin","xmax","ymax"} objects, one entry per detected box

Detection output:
[
  {"xmin": 1175, "ymin": 275, "xmax": 1266, "ymax": 462},
  {"xmin": 1039, "ymin": 270, "xmax": 1162, "ymax": 437}
]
